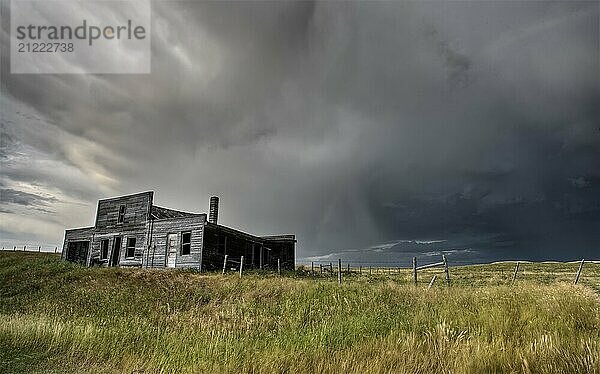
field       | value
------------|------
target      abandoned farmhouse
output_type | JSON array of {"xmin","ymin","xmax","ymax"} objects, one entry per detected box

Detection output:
[{"xmin": 62, "ymin": 192, "xmax": 296, "ymax": 271}]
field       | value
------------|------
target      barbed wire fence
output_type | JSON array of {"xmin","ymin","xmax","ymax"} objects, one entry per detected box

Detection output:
[
  {"xmin": 0, "ymin": 247, "xmax": 589, "ymax": 286},
  {"xmin": 295, "ymin": 255, "xmax": 588, "ymax": 286}
]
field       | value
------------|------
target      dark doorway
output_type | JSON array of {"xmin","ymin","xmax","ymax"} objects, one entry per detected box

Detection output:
[
  {"xmin": 110, "ymin": 236, "xmax": 122, "ymax": 267},
  {"xmin": 66, "ymin": 241, "xmax": 89, "ymax": 265}
]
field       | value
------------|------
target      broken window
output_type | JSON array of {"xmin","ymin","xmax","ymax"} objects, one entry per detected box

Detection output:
[
  {"xmin": 181, "ymin": 232, "xmax": 191, "ymax": 255},
  {"xmin": 126, "ymin": 237, "xmax": 136, "ymax": 258},
  {"xmin": 100, "ymin": 239, "xmax": 109, "ymax": 260},
  {"xmin": 118, "ymin": 205, "xmax": 126, "ymax": 223}
]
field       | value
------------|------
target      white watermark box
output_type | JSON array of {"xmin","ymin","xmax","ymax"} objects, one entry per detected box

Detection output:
[{"xmin": 10, "ymin": 0, "xmax": 151, "ymax": 74}]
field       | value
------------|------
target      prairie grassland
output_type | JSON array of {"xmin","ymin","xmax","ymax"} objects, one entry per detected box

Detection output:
[{"xmin": 0, "ymin": 252, "xmax": 599, "ymax": 373}]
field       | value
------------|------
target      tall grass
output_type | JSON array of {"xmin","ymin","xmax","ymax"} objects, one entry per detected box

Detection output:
[{"xmin": 1, "ymin": 252, "xmax": 599, "ymax": 373}]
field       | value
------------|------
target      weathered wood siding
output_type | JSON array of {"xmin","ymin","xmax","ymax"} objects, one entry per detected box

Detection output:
[
  {"xmin": 147, "ymin": 215, "xmax": 205, "ymax": 269},
  {"xmin": 95, "ymin": 191, "xmax": 153, "ymax": 230},
  {"xmin": 87, "ymin": 192, "xmax": 153, "ymax": 267},
  {"xmin": 62, "ymin": 226, "xmax": 95, "ymax": 265},
  {"xmin": 90, "ymin": 230, "xmax": 148, "ymax": 267}
]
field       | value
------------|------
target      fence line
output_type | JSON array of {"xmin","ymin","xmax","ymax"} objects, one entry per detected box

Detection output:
[
  {"xmin": 1, "ymin": 245, "xmax": 61, "ymax": 254},
  {"xmin": 298, "ymin": 256, "xmax": 590, "ymax": 288},
  {"xmin": 1, "ymin": 248, "xmax": 590, "ymax": 286}
]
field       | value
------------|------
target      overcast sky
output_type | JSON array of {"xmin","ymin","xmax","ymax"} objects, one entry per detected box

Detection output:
[{"xmin": 1, "ymin": 1, "xmax": 599, "ymax": 262}]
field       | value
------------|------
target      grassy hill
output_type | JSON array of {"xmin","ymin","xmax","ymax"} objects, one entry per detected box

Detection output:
[{"xmin": 1, "ymin": 252, "xmax": 599, "ymax": 373}]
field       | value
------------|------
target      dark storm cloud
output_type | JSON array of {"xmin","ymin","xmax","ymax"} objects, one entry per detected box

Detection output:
[
  {"xmin": 1, "ymin": 1, "xmax": 598, "ymax": 260},
  {"xmin": 433, "ymin": 34, "xmax": 472, "ymax": 88},
  {"xmin": 0, "ymin": 187, "xmax": 57, "ymax": 209}
]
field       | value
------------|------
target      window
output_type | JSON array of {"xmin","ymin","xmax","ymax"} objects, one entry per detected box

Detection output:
[
  {"xmin": 126, "ymin": 237, "xmax": 136, "ymax": 258},
  {"xmin": 118, "ymin": 205, "xmax": 126, "ymax": 223},
  {"xmin": 181, "ymin": 232, "xmax": 191, "ymax": 255},
  {"xmin": 100, "ymin": 239, "xmax": 109, "ymax": 260}
]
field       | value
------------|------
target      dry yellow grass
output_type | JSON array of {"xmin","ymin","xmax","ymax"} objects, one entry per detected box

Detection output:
[{"xmin": 1, "ymin": 252, "xmax": 599, "ymax": 373}]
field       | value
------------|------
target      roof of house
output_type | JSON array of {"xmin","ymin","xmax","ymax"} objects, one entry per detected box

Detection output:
[
  {"xmin": 261, "ymin": 235, "xmax": 296, "ymax": 242},
  {"xmin": 150, "ymin": 205, "xmax": 204, "ymax": 220},
  {"xmin": 204, "ymin": 222, "xmax": 296, "ymax": 243}
]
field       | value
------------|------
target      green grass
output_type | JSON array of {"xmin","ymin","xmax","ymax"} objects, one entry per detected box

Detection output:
[{"xmin": 1, "ymin": 252, "xmax": 599, "ymax": 373}]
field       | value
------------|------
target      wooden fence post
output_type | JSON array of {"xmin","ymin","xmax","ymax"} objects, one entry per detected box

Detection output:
[
  {"xmin": 222, "ymin": 254, "xmax": 228, "ymax": 275},
  {"xmin": 338, "ymin": 259, "xmax": 342, "ymax": 284},
  {"xmin": 311, "ymin": 261, "xmax": 314, "ymax": 275},
  {"xmin": 347, "ymin": 263, "xmax": 350, "ymax": 274},
  {"xmin": 511, "ymin": 261, "xmax": 520, "ymax": 284},
  {"xmin": 427, "ymin": 275, "xmax": 437, "ymax": 290},
  {"xmin": 443, "ymin": 255, "xmax": 450, "ymax": 286},
  {"xmin": 54, "ymin": 246, "xmax": 57, "ymax": 254},
  {"xmin": 574, "ymin": 259, "xmax": 584, "ymax": 285},
  {"xmin": 329, "ymin": 262, "xmax": 333, "ymax": 274},
  {"xmin": 277, "ymin": 258, "xmax": 281, "ymax": 276},
  {"xmin": 359, "ymin": 266, "xmax": 362, "ymax": 274},
  {"xmin": 412, "ymin": 257, "xmax": 417, "ymax": 285},
  {"xmin": 369, "ymin": 266, "xmax": 372, "ymax": 275},
  {"xmin": 239, "ymin": 256, "xmax": 244, "ymax": 278},
  {"xmin": 320, "ymin": 264, "xmax": 323, "ymax": 275}
]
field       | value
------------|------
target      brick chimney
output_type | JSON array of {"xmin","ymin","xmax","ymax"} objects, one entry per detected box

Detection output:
[{"xmin": 209, "ymin": 196, "xmax": 219, "ymax": 224}]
